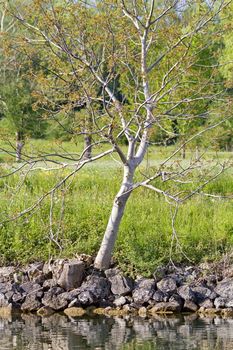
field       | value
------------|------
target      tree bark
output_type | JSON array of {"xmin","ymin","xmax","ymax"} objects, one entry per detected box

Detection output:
[
  {"xmin": 94, "ymin": 164, "xmax": 134, "ymax": 269},
  {"xmin": 83, "ymin": 133, "xmax": 92, "ymax": 159},
  {"xmin": 15, "ymin": 131, "xmax": 24, "ymax": 162}
]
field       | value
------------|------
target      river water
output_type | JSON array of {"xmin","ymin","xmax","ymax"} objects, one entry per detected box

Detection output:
[{"xmin": 1, "ymin": 313, "xmax": 233, "ymax": 350}]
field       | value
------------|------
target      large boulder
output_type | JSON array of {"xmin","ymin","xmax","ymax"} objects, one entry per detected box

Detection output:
[
  {"xmin": 151, "ymin": 290, "xmax": 166, "ymax": 303},
  {"xmin": 57, "ymin": 261, "xmax": 85, "ymax": 291},
  {"xmin": 192, "ymin": 286, "xmax": 217, "ymax": 304},
  {"xmin": 177, "ymin": 285, "xmax": 196, "ymax": 302},
  {"xmin": 73, "ymin": 274, "xmax": 111, "ymax": 307},
  {"xmin": 0, "ymin": 282, "xmax": 25, "ymax": 307},
  {"xmin": 132, "ymin": 278, "xmax": 155, "ymax": 305},
  {"xmin": 105, "ymin": 268, "xmax": 133, "ymax": 296},
  {"xmin": 215, "ymin": 278, "xmax": 233, "ymax": 299},
  {"xmin": 20, "ymin": 282, "xmax": 42, "ymax": 294},
  {"xmin": 21, "ymin": 292, "xmax": 42, "ymax": 312},
  {"xmin": 157, "ymin": 277, "xmax": 177, "ymax": 295},
  {"xmin": 42, "ymin": 287, "xmax": 68, "ymax": 310}
]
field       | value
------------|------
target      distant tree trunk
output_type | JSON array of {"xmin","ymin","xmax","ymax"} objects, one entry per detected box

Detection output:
[
  {"xmin": 83, "ymin": 112, "xmax": 92, "ymax": 159},
  {"xmin": 83, "ymin": 133, "xmax": 92, "ymax": 159},
  {"xmin": 195, "ymin": 145, "xmax": 199, "ymax": 160},
  {"xmin": 94, "ymin": 164, "xmax": 134, "ymax": 269},
  {"xmin": 182, "ymin": 143, "xmax": 186, "ymax": 159},
  {"xmin": 15, "ymin": 131, "xmax": 24, "ymax": 162}
]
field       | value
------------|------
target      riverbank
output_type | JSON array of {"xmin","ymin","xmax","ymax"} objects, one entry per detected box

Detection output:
[
  {"xmin": 1, "ymin": 165, "xmax": 233, "ymax": 275},
  {"xmin": 1, "ymin": 256, "xmax": 233, "ymax": 317}
]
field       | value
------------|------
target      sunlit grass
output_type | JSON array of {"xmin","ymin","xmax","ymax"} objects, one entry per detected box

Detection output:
[{"xmin": 0, "ymin": 160, "xmax": 233, "ymax": 275}]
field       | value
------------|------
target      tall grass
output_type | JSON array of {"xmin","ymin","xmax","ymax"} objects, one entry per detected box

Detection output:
[{"xmin": 0, "ymin": 162, "xmax": 233, "ymax": 276}]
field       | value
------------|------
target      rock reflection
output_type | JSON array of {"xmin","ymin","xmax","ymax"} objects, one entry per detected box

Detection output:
[{"xmin": 1, "ymin": 313, "xmax": 233, "ymax": 349}]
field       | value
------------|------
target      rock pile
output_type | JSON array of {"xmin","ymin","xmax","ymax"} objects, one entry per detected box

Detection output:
[{"xmin": 1, "ymin": 258, "xmax": 233, "ymax": 317}]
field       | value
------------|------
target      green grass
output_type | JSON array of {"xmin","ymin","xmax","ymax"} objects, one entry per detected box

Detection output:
[
  {"xmin": 0, "ymin": 136, "xmax": 231, "ymax": 164},
  {"xmin": 0, "ymin": 155, "xmax": 233, "ymax": 275}
]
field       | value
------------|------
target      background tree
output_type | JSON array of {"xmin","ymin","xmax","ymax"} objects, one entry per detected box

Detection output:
[{"xmin": 0, "ymin": 1, "xmax": 46, "ymax": 161}]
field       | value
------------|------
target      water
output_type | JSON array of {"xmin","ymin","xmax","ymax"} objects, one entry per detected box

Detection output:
[{"xmin": 1, "ymin": 313, "xmax": 233, "ymax": 350}]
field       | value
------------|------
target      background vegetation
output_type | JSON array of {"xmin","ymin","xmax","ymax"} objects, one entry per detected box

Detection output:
[{"xmin": 1, "ymin": 142, "xmax": 233, "ymax": 275}]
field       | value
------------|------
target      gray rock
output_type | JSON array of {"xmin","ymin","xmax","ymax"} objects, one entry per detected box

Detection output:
[
  {"xmin": 12, "ymin": 292, "xmax": 25, "ymax": 304},
  {"xmin": 57, "ymin": 261, "xmax": 85, "ymax": 291},
  {"xmin": 132, "ymin": 279, "xmax": 155, "ymax": 305},
  {"xmin": 167, "ymin": 300, "xmax": 183, "ymax": 313},
  {"xmin": 192, "ymin": 286, "xmax": 217, "ymax": 303},
  {"xmin": 113, "ymin": 296, "xmax": 126, "ymax": 307},
  {"xmin": 77, "ymin": 291, "xmax": 95, "ymax": 306},
  {"xmin": 108, "ymin": 274, "xmax": 133, "ymax": 296},
  {"xmin": 0, "ymin": 292, "xmax": 10, "ymax": 307},
  {"xmin": 5, "ymin": 291, "xmax": 14, "ymax": 301},
  {"xmin": 151, "ymin": 290, "xmax": 165, "ymax": 303},
  {"xmin": 205, "ymin": 274, "xmax": 218, "ymax": 287},
  {"xmin": 21, "ymin": 282, "xmax": 42, "ymax": 294},
  {"xmin": 42, "ymin": 287, "xmax": 68, "ymax": 310},
  {"xmin": 214, "ymin": 297, "xmax": 226, "ymax": 309},
  {"xmin": 21, "ymin": 292, "xmax": 42, "ymax": 311},
  {"xmin": 13, "ymin": 272, "xmax": 28, "ymax": 284},
  {"xmin": 105, "ymin": 268, "xmax": 120, "ymax": 278},
  {"xmin": 225, "ymin": 299, "xmax": 233, "ymax": 308},
  {"xmin": 80, "ymin": 275, "xmax": 111, "ymax": 301},
  {"xmin": 43, "ymin": 279, "xmax": 57, "ymax": 289},
  {"xmin": 68, "ymin": 298, "xmax": 81, "ymax": 308},
  {"xmin": 66, "ymin": 288, "xmax": 81, "ymax": 301},
  {"xmin": 199, "ymin": 298, "xmax": 214, "ymax": 309},
  {"xmin": 168, "ymin": 273, "xmax": 184, "ymax": 285},
  {"xmin": 157, "ymin": 277, "xmax": 177, "ymax": 295},
  {"xmin": 169, "ymin": 294, "xmax": 184, "ymax": 307},
  {"xmin": 177, "ymin": 285, "xmax": 196, "ymax": 301},
  {"xmin": 153, "ymin": 266, "xmax": 167, "ymax": 281},
  {"xmin": 183, "ymin": 300, "xmax": 198, "ymax": 312},
  {"xmin": 0, "ymin": 282, "xmax": 12, "ymax": 294},
  {"xmin": 215, "ymin": 278, "xmax": 233, "ymax": 299}
]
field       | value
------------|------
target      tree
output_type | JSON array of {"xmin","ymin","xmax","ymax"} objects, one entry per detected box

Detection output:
[
  {"xmin": 0, "ymin": 0, "xmax": 45, "ymax": 161},
  {"xmin": 4, "ymin": 0, "xmax": 232, "ymax": 269}
]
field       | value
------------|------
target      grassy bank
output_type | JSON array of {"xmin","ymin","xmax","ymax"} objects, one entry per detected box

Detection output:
[{"xmin": 1, "ymin": 157, "xmax": 233, "ymax": 276}]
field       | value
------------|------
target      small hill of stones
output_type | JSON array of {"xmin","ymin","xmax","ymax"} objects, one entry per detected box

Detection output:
[{"xmin": 1, "ymin": 256, "xmax": 233, "ymax": 317}]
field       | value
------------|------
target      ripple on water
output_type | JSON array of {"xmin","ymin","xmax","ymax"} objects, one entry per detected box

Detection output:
[{"xmin": 1, "ymin": 313, "xmax": 233, "ymax": 349}]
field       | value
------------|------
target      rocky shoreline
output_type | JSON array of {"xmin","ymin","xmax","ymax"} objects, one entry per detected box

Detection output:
[{"xmin": 1, "ymin": 256, "xmax": 233, "ymax": 318}]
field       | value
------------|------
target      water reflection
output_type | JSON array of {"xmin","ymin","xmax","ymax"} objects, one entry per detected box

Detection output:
[{"xmin": 1, "ymin": 312, "xmax": 233, "ymax": 350}]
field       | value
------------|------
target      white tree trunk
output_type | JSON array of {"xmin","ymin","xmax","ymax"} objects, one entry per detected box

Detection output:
[{"xmin": 94, "ymin": 164, "xmax": 134, "ymax": 269}]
